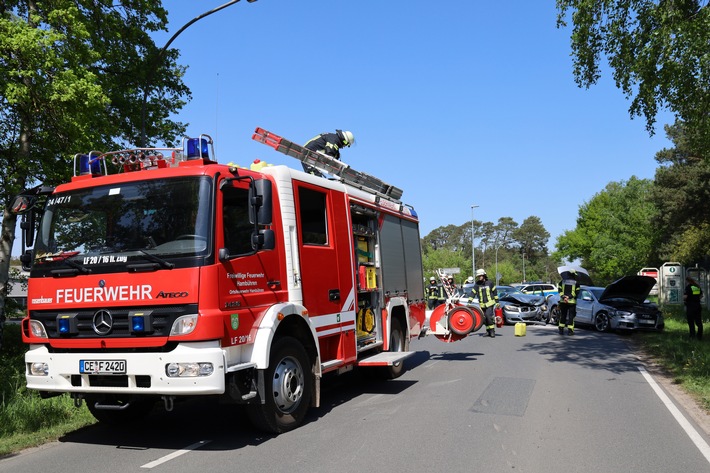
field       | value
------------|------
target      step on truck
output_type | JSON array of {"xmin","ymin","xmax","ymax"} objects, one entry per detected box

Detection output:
[{"xmin": 11, "ymin": 128, "xmax": 482, "ymax": 433}]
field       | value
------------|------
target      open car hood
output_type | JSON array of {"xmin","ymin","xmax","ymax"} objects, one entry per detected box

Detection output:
[
  {"xmin": 500, "ymin": 292, "xmax": 545, "ymax": 306},
  {"xmin": 600, "ymin": 276, "xmax": 656, "ymax": 303}
]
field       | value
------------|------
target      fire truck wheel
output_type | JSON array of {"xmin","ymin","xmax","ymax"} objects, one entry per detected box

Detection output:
[
  {"xmin": 382, "ymin": 317, "xmax": 409, "ymax": 379},
  {"xmin": 246, "ymin": 336, "xmax": 313, "ymax": 434},
  {"xmin": 85, "ymin": 395, "xmax": 155, "ymax": 425}
]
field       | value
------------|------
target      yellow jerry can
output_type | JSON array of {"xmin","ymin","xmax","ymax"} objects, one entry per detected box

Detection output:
[{"xmin": 514, "ymin": 322, "xmax": 527, "ymax": 337}]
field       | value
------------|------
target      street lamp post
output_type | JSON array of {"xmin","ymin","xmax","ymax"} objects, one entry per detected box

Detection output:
[
  {"xmin": 471, "ymin": 205, "xmax": 479, "ymax": 276},
  {"xmin": 522, "ymin": 251, "xmax": 526, "ymax": 282},
  {"xmin": 140, "ymin": 0, "xmax": 258, "ymax": 147},
  {"xmin": 495, "ymin": 243, "xmax": 500, "ymax": 286}
]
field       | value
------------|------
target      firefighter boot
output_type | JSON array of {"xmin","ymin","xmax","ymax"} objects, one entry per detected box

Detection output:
[{"xmin": 559, "ymin": 326, "xmax": 564, "ymax": 335}]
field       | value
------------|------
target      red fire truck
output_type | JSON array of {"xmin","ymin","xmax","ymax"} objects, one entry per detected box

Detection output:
[{"xmin": 11, "ymin": 128, "xmax": 481, "ymax": 433}]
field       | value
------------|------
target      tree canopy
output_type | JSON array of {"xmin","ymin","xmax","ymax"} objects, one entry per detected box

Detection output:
[
  {"xmin": 556, "ymin": 1, "xmax": 710, "ymax": 150},
  {"xmin": 555, "ymin": 176, "xmax": 657, "ymax": 284},
  {"xmin": 0, "ymin": 1, "xmax": 190, "ymax": 349}
]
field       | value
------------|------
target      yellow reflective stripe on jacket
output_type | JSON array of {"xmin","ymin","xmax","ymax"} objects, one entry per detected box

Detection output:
[{"xmin": 476, "ymin": 284, "xmax": 498, "ymax": 308}]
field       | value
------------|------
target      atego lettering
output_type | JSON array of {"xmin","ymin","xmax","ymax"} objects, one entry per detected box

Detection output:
[
  {"xmin": 56, "ymin": 285, "xmax": 152, "ymax": 303},
  {"xmin": 156, "ymin": 291, "xmax": 188, "ymax": 299}
]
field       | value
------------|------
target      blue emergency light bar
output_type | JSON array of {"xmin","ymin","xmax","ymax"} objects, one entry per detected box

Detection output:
[
  {"xmin": 187, "ymin": 138, "xmax": 209, "ymax": 160},
  {"xmin": 78, "ymin": 152, "xmax": 102, "ymax": 176}
]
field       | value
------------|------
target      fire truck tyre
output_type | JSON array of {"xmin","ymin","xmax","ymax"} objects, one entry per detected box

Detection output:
[
  {"xmin": 85, "ymin": 395, "xmax": 155, "ymax": 426},
  {"xmin": 448, "ymin": 306, "xmax": 481, "ymax": 336},
  {"xmin": 246, "ymin": 336, "xmax": 313, "ymax": 434},
  {"xmin": 382, "ymin": 317, "xmax": 409, "ymax": 380}
]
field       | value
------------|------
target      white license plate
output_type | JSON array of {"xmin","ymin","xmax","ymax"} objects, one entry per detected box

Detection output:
[
  {"xmin": 639, "ymin": 319, "xmax": 655, "ymax": 325},
  {"xmin": 80, "ymin": 360, "xmax": 126, "ymax": 374}
]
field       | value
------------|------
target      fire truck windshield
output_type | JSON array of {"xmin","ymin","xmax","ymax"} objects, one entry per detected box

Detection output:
[{"xmin": 31, "ymin": 177, "xmax": 212, "ymax": 275}]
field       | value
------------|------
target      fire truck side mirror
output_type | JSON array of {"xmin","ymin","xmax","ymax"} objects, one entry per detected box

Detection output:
[
  {"xmin": 19, "ymin": 209, "xmax": 36, "ymax": 248},
  {"xmin": 20, "ymin": 250, "xmax": 33, "ymax": 271},
  {"xmin": 252, "ymin": 229, "xmax": 275, "ymax": 251},
  {"xmin": 249, "ymin": 179, "xmax": 272, "ymax": 225}
]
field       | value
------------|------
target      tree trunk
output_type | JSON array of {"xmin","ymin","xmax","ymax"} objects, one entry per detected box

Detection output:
[{"xmin": 0, "ymin": 208, "xmax": 18, "ymax": 353}]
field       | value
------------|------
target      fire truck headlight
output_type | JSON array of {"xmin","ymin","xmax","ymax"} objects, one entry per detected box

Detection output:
[
  {"xmin": 29, "ymin": 320, "xmax": 48, "ymax": 339},
  {"xmin": 169, "ymin": 314, "xmax": 198, "ymax": 336},
  {"xmin": 29, "ymin": 362, "xmax": 49, "ymax": 376},
  {"xmin": 165, "ymin": 362, "xmax": 213, "ymax": 377}
]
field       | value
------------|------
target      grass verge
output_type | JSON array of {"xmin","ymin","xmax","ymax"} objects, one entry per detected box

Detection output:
[
  {"xmin": 0, "ymin": 323, "xmax": 95, "ymax": 458},
  {"xmin": 632, "ymin": 304, "xmax": 710, "ymax": 412}
]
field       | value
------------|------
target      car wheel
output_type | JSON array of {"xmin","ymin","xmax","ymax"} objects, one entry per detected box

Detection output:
[
  {"xmin": 594, "ymin": 312, "xmax": 611, "ymax": 332},
  {"xmin": 547, "ymin": 305, "xmax": 559, "ymax": 325}
]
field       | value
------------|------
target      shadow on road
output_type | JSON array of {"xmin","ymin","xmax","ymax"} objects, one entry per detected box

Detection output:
[{"xmin": 516, "ymin": 325, "xmax": 643, "ymax": 375}]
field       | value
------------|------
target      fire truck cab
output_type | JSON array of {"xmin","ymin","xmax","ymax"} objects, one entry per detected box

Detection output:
[{"xmin": 12, "ymin": 131, "xmax": 478, "ymax": 433}]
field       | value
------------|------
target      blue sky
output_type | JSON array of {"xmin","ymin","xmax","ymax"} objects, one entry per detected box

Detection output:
[{"xmin": 162, "ymin": 1, "xmax": 673, "ymax": 249}]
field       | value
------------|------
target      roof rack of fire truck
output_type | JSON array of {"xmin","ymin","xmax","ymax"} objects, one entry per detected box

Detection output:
[{"xmin": 252, "ymin": 127, "xmax": 404, "ymax": 202}]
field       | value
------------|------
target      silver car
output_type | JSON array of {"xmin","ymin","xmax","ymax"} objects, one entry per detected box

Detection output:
[{"xmin": 574, "ymin": 276, "xmax": 664, "ymax": 332}]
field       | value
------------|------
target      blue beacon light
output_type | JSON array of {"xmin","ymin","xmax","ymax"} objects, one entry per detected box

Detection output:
[{"xmin": 186, "ymin": 138, "xmax": 209, "ymax": 160}]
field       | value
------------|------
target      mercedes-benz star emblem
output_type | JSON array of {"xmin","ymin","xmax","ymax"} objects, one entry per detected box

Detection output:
[{"xmin": 92, "ymin": 310, "xmax": 113, "ymax": 336}]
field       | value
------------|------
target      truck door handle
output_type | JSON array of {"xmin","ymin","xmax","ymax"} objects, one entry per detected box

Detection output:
[{"xmin": 329, "ymin": 289, "xmax": 340, "ymax": 301}]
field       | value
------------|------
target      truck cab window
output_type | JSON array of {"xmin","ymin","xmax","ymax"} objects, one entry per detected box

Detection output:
[
  {"xmin": 298, "ymin": 187, "xmax": 327, "ymax": 245},
  {"xmin": 222, "ymin": 186, "xmax": 253, "ymax": 255}
]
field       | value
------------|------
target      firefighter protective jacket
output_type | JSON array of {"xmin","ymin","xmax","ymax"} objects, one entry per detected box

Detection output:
[
  {"xmin": 304, "ymin": 132, "xmax": 345, "ymax": 160},
  {"xmin": 474, "ymin": 279, "xmax": 498, "ymax": 309},
  {"xmin": 427, "ymin": 283, "xmax": 442, "ymax": 301},
  {"xmin": 558, "ymin": 279, "xmax": 580, "ymax": 304}
]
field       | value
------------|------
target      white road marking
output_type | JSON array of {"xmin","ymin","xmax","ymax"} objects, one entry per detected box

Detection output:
[
  {"xmin": 638, "ymin": 366, "xmax": 710, "ymax": 464},
  {"xmin": 141, "ymin": 440, "xmax": 212, "ymax": 469}
]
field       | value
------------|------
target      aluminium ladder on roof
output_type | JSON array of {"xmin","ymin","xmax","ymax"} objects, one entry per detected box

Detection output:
[{"xmin": 251, "ymin": 127, "xmax": 403, "ymax": 202}]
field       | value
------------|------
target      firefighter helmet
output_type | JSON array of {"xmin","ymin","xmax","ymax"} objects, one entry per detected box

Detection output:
[
  {"xmin": 466, "ymin": 276, "xmax": 474, "ymax": 284},
  {"xmin": 338, "ymin": 130, "xmax": 355, "ymax": 147},
  {"xmin": 430, "ymin": 276, "xmax": 436, "ymax": 282},
  {"xmin": 475, "ymin": 269, "xmax": 487, "ymax": 278}
]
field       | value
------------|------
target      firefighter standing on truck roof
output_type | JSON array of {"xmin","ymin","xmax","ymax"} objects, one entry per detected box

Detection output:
[
  {"xmin": 558, "ymin": 270, "xmax": 580, "ymax": 335},
  {"xmin": 427, "ymin": 276, "xmax": 443, "ymax": 310},
  {"xmin": 473, "ymin": 269, "xmax": 498, "ymax": 338},
  {"xmin": 302, "ymin": 129, "xmax": 355, "ymax": 175}
]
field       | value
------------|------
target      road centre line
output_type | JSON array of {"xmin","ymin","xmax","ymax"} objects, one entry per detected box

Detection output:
[
  {"xmin": 638, "ymin": 366, "xmax": 710, "ymax": 464},
  {"xmin": 141, "ymin": 440, "xmax": 212, "ymax": 469}
]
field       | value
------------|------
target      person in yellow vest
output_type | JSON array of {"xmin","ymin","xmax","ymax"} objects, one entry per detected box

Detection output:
[
  {"xmin": 684, "ymin": 276, "xmax": 704, "ymax": 340},
  {"xmin": 426, "ymin": 276, "xmax": 443, "ymax": 310},
  {"xmin": 558, "ymin": 270, "xmax": 580, "ymax": 335},
  {"xmin": 473, "ymin": 269, "xmax": 498, "ymax": 338}
]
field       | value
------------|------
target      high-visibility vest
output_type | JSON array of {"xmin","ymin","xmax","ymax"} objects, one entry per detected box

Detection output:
[{"xmin": 558, "ymin": 279, "xmax": 579, "ymax": 304}]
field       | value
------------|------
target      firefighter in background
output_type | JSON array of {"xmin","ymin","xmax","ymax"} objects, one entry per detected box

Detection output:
[
  {"xmin": 426, "ymin": 276, "xmax": 443, "ymax": 310},
  {"xmin": 302, "ymin": 129, "xmax": 355, "ymax": 175},
  {"xmin": 473, "ymin": 269, "xmax": 498, "ymax": 337},
  {"xmin": 684, "ymin": 276, "xmax": 703, "ymax": 341},
  {"xmin": 558, "ymin": 270, "xmax": 580, "ymax": 335},
  {"xmin": 444, "ymin": 274, "xmax": 458, "ymax": 297}
]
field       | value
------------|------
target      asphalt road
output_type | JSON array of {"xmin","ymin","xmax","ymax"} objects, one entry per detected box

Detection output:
[{"xmin": 2, "ymin": 323, "xmax": 709, "ymax": 473}]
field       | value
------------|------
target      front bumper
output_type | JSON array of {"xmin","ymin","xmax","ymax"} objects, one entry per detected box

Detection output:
[
  {"xmin": 25, "ymin": 341, "xmax": 227, "ymax": 396},
  {"xmin": 502, "ymin": 307, "xmax": 544, "ymax": 324},
  {"xmin": 610, "ymin": 314, "xmax": 664, "ymax": 331}
]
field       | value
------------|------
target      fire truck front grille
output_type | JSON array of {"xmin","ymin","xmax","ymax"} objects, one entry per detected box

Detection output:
[{"xmin": 30, "ymin": 304, "xmax": 198, "ymax": 339}]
